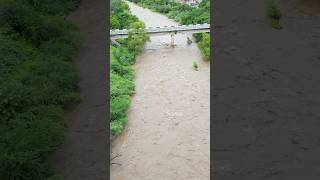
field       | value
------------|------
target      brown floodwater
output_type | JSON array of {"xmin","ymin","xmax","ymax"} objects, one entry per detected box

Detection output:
[{"xmin": 111, "ymin": 1, "xmax": 210, "ymax": 179}]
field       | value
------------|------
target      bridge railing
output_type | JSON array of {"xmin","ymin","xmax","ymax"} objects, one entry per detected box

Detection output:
[{"xmin": 110, "ymin": 23, "xmax": 210, "ymax": 36}]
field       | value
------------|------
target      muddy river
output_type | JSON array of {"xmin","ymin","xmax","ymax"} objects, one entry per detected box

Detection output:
[{"xmin": 111, "ymin": 1, "xmax": 210, "ymax": 179}]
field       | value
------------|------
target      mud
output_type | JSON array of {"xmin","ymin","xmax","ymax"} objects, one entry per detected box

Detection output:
[{"xmin": 111, "ymin": 1, "xmax": 210, "ymax": 180}]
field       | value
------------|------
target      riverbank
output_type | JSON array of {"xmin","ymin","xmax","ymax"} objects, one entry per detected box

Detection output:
[
  {"xmin": 128, "ymin": 0, "xmax": 210, "ymax": 60},
  {"xmin": 110, "ymin": 0, "xmax": 149, "ymax": 137},
  {"xmin": 111, "ymin": 1, "xmax": 210, "ymax": 179},
  {"xmin": 50, "ymin": 0, "xmax": 108, "ymax": 179}
]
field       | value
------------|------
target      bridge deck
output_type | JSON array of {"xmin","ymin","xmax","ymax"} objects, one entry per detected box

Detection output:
[{"xmin": 110, "ymin": 23, "xmax": 210, "ymax": 39}]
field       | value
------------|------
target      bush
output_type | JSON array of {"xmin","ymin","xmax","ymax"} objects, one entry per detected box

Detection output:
[
  {"xmin": 110, "ymin": 95, "xmax": 131, "ymax": 135},
  {"xmin": 267, "ymin": 0, "xmax": 282, "ymax": 29},
  {"xmin": 127, "ymin": 21, "xmax": 150, "ymax": 55},
  {"xmin": 198, "ymin": 33, "xmax": 210, "ymax": 60},
  {"xmin": 110, "ymin": 46, "xmax": 136, "ymax": 136},
  {"xmin": 0, "ymin": 105, "xmax": 65, "ymax": 180},
  {"xmin": 24, "ymin": 0, "xmax": 80, "ymax": 14},
  {"xmin": 0, "ymin": 0, "xmax": 80, "ymax": 46},
  {"xmin": 193, "ymin": 61, "xmax": 198, "ymax": 71},
  {"xmin": 110, "ymin": 0, "xmax": 149, "ymax": 135},
  {"xmin": 113, "ymin": 47, "xmax": 135, "ymax": 65},
  {"xmin": 267, "ymin": 0, "xmax": 281, "ymax": 20},
  {"xmin": 0, "ymin": 0, "xmax": 80, "ymax": 179},
  {"xmin": 271, "ymin": 19, "xmax": 282, "ymax": 29},
  {"xmin": 110, "ymin": 73, "xmax": 135, "ymax": 99},
  {"xmin": 110, "ymin": 0, "xmax": 139, "ymax": 30},
  {"xmin": 128, "ymin": 0, "xmax": 210, "ymax": 60}
]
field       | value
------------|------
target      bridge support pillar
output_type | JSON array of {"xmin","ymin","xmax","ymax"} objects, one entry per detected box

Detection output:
[{"xmin": 170, "ymin": 33, "xmax": 175, "ymax": 47}]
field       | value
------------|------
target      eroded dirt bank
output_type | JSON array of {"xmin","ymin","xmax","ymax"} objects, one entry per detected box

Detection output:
[
  {"xmin": 50, "ymin": 0, "xmax": 108, "ymax": 179},
  {"xmin": 111, "ymin": 1, "xmax": 210, "ymax": 180}
]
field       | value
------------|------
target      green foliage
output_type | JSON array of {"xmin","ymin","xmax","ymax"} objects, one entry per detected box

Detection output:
[
  {"xmin": 193, "ymin": 33, "xmax": 203, "ymax": 43},
  {"xmin": 110, "ymin": 117, "xmax": 128, "ymax": 135},
  {"xmin": 0, "ymin": 0, "xmax": 80, "ymax": 46},
  {"xmin": 130, "ymin": 0, "xmax": 209, "ymax": 24},
  {"xmin": 110, "ymin": 0, "xmax": 149, "ymax": 55},
  {"xmin": 267, "ymin": 0, "xmax": 282, "ymax": 29},
  {"xmin": 193, "ymin": 61, "xmax": 198, "ymax": 71},
  {"xmin": 110, "ymin": 73, "xmax": 135, "ymax": 98},
  {"xmin": 127, "ymin": 21, "xmax": 150, "ymax": 55},
  {"xmin": 267, "ymin": 0, "xmax": 281, "ymax": 20},
  {"xmin": 110, "ymin": 0, "xmax": 149, "ymax": 135},
  {"xmin": 0, "ymin": 106, "xmax": 65, "ymax": 180},
  {"xmin": 113, "ymin": 47, "xmax": 135, "ymax": 65},
  {"xmin": 110, "ymin": 46, "xmax": 136, "ymax": 135},
  {"xmin": 271, "ymin": 19, "xmax": 282, "ymax": 29},
  {"xmin": 110, "ymin": 15, "xmax": 121, "ymax": 29},
  {"xmin": 129, "ymin": 0, "xmax": 210, "ymax": 60},
  {"xmin": 0, "ymin": 0, "xmax": 80, "ymax": 179},
  {"xmin": 198, "ymin": 33, "xmax": 210, "ymax": 60},
  {"xmin": 24, "ymin": 0, "xmax": 80, "ymax": 14},
  {"xmin": 110, "ymin": 0, "xmax": 139, "ymax": 30}
]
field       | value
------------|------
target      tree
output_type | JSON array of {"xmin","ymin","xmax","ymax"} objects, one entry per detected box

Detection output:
[{"xmin": 127, "ymin": 21, "xmax": 150, "ymax": 55}]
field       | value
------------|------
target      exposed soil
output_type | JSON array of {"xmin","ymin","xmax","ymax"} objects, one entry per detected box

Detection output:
[
  {"xmin": 111, "ymin": 2, "xmax": 210, "ymax": 180},
  {"xmin": 49, "ymin": 0, "xmax": 108, "ymax": 179},
  {"xmin": 213, "ymin": 0, "xmax": 320, "ymax": 179}
]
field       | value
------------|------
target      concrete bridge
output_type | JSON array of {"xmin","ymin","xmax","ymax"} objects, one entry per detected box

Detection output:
[{"xmin": 110, "ymin": 23, "xmax": 210, "ymax": 46}]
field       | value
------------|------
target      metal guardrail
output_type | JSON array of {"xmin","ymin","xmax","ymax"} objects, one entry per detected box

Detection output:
[{"xmin": 110, "ymin": 23, "xmax": 210, "ymax": 39}]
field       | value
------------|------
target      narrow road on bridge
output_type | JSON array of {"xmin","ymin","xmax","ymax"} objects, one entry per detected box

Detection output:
[{"xmin": 111, "ymin": 1, "xmax": 210, "ymax": 180}]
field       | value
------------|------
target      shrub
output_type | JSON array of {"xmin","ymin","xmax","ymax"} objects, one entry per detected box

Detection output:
[
  {"xmin": 110, "ymin": 73, "xmax": 135, "ymax": 99},
  {"xmin": 110, "ymin": 0, "xmax": 149, "ymax": 135},
  {"xmin": 271, "ymin": 19, "xmax": 282, "ymax": 29},
  {"xmin": 198, "ymin": 33, "xmax": 210, "ymax": 60},
  {"xmin": 267, "ymin": 0, "xmax": 282, "ymax": 29},
  {"xmin": 0, "ymin": 0, "xmax": 80, "ymax": 179},
  {"xmin": 128, "ymin": 0, "xmax": 211, "ymax": 61},
  {"xmin": 193, "ymin": 61, "xmax": 198, "ymax": 71},
  {"xmin": 110, "ymin": 95, "xmax": 131, "ymax": 123},
  {"xmin": 110, "ymin": 46, "xmax": 136, "ymax": 136},
  {"xmin": 267, "ymin": 0, "xmax": 281, "ymax": 20},
  {"xmin": 113, "ymin": 47, "xmax": 135, "ymax": 65},
  {"xmin": 127, "ymin": 21, "xmax": 150, "ymax": 55}
]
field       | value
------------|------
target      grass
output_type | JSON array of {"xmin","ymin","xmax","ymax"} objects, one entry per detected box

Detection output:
[
  {"xmin": 271, "ymin": 19, "xmax": 282, "ymax": 29},
  {"xmin": 193, "ymin": 61, "xmax": 199, "ymax": 71},
  {"xmin": 267, "ymin": 0, "xmax": 282, "ymax": 29}
]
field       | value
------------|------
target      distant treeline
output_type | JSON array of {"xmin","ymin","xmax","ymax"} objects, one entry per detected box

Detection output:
[
  {"xmin": 110, "ymin": 0, "xmax": 149, "ymax": 135},
  {"xmin": 129, "ymin": 0, "xmax": 210, "ymax": 60},
  {"xmin": 0, "ymin": 0, "xmax": 81, "ymax": 179}
]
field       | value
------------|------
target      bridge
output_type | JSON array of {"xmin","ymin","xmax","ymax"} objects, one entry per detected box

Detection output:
[{"xmin": 110, "ymin": 23, "xmax": 210, "ymax": 46}]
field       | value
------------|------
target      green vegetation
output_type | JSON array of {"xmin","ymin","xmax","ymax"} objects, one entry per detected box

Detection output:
[
  {"xmin": 187, "ymin": 37, "xmax": 192, "ymax": 45},
  {"xmin": 270, "ymin": 19, "xmax": 282, "ymax": 29},
  {"xmin": 110, "ymin": 0, "xmax": 149, "ymax": 135},
  {"xmin": 0, "ymin": 0, "xmax": 80, "ymax": 179},
  {"xmin": 129, "ymin": 0, "xmax": 210, "ymax": 61},
  {"xmin": 267, "ymin": 0, "xmax": 282, "ymax": 29},
  {"xmin": 198, "ymin": 33, "xmax": 210, "ymax": 60},
  {"xmin": 193, "ymin": 61, "xmax": 198, "ymax": 71}
]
